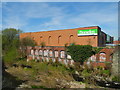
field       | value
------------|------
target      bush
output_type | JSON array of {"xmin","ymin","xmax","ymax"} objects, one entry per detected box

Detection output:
[
  {"xmin": 67, "ymin": 45, "xmax": 93, "ymax": 65},
  {"xmin": 101, "ymin": 70, "xmax": 110, "ymax": 76},
  {"xmin": 112, "ymin": 76, "xmax": 120, "ymax": 82},
  {"xmin": 3, "ymin": 47, "xmax": 19, "ymax": 66}
]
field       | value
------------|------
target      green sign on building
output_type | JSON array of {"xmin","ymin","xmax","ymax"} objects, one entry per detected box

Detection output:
[{"xmin": 78, "ymin": 29, "xmax": 98, "ymax": 36}]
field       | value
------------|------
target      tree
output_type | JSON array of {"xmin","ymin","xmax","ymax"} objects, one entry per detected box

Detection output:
[
  {"xmin": 2, "ymin": 28, "xmax": 22, "ymax": 65},
  {"xmin": 67, "ymin": 45, "xmax": 94, "ymax": 65},
  {"xmin": 20, "ymin": 37, "xmax": 36, "ymax": 58}
]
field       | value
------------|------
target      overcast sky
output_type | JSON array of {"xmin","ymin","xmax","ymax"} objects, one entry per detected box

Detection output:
[{"xmin": 1, "ymin": 2, "xmax": 118, "ymax": 40}]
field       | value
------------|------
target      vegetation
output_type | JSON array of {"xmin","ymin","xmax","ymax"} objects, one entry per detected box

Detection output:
[
  {"xmin": 2, "ymin": 28, "xmax": 119, "ymax": 89},
  {"xmin": 40, "ymin": 42, "xmax": 46, "ymax": 47},
  {"xmin": 112, "ymin": 76, "xmax": 120, "ymax": 82},
  {"xmin": 2, "ymin": 28, "xmax": 21, "ymax": 65},
  {"xmin": 67, "ymin": 45, "xmax": 94, "ymax": 65},
  {"xmin": 2, "ymin": 28, "xmax": 36, "ymax": 65},
  {"xmin": 92, "ymin": 47, "xmax": 103, "ymax": 54},
  {"xmin": 20, "ymin": 37, "xmax": 36, "ymax": 58},
  {"xmin": 6, "ymin": 60, "xmax": 75, "ymax": 88}
]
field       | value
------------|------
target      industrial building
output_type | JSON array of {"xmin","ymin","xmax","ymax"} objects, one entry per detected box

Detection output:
[
  {"xmin": 20, "ymin": 26, "xmax": 113, "ymax": 47},
  {"xmin": 20, "ymin": 26, "xmax": 114, "ymax": 67}
]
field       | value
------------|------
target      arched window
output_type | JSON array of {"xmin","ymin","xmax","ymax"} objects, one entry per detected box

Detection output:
[
  {"xmin": 48, "ymin": 36, "xmax": 51, "ymax": 44},
  {"xmin": 39, "ymin": 49, "xmax": 42, "ymax": 56},
  {"xmin": 44, "ymin": 49, "xmax": 48, "ymax": 57},
  {"xmin": 99, "ymin": 52, "xmax": 106, "ymax": 62},
  {"xmin": 69, "ymin": 35, "xmax": 74, "ymax": 44},
  {"xmin": 60, "ymin": 50, "xmax": 65, "ymax": 58},
  {"xmin": 55, "ymin": 50, "xmax": 59, "ymax": 58},
  {"xmin": 40, "ymin": 36, "xmax": 43, "ymax": 42},
  {"xmin": 58, "ymin": 36, "xmax": 61, "ymax": 44},
  {"xmin": 49, "ymin": 49, "xmax": 53, "ymax": 57},
  {"xmin": 35, "ymin": 50, "xmax": 39, "ymax": 55},
  {"xmin": 31, "ymin": 49, "xmax": 34, "ymax": 55}
]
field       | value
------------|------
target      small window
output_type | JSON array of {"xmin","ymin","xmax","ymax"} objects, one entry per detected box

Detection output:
[
  {"xmin": 31, "ymin": 49, "xmax": 34, "ymax": 55},
  {"xmin": 39, "ymin": 50, "xmax": 42, "ymax": 56},
  {"xmin": 43, "ymin": 49, "xmax": 49, "ymax": 57},
  {"xmin": 35, "ymin": 50, "xmax": 39, "ymax": 55},
  {"xmin": 69, "ymin": 35, "xmax": 74, "ymax": 43},
  {"xmin": 55, "ymin": 50, "xmax": 59, "ymax": 58},
  {"xmin": 40, "ymin": 36, "xmax": 43, "ymax": 42},
  {"xmin": 49, "ymin": 50, "xmax": 53, "ymax": 57},
  {"xmin": 58, "ymin": 36, "xmax": 61, "ymax": 44},
  {"xmin": 99, "ymin": 52, "xmax": 106, "ymax": 62},
  {"xmin": 60, "ymin": 50, "xmax": 65, "ymax": 58},
  {"xmin": 48, "ymin": 36, "xmax": 51, "ymax": 44}
]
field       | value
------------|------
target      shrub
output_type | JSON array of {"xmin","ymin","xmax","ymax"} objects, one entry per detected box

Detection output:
[
  {"xmin": 112, "ymin": 76, "xmax": 120, "ymax": 82},
  {"xmin": 3, "ymin": 47, "xmax": 19, "ymax": 66},
  {"xmin": 67, "ymin": 45, "xmax": 93, "ymax": 65},
  {"xmin": 101, "ymin": 70, "xmax": 110, "ymax": 76},
  {"xmin": 92, "ymin": 47, "xmax": 103, "ymax": 54}
]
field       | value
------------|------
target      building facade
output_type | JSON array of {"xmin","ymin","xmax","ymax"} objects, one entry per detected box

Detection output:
[{"xmin": 20, "ymin": 26, "xmax": 113, "ymax": 47}]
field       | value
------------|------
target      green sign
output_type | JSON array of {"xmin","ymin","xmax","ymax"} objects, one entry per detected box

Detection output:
[{"xmin": 78, "ymin": 29, "xmax": 98, "ymax": 36}]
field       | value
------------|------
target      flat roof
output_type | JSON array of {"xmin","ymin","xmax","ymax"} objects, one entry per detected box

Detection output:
[{"xmin": 21, "ymin": 26, "xmax": 100, "ymax": 34}]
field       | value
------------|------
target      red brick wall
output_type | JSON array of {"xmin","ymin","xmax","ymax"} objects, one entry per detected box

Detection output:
[
  {"xmin": 27, "ymin": 46, "xmax": 114, "ymax": 67},
  {"xmin": 20, "ymin": 26, "xmax": 101, "ymax": 47}
]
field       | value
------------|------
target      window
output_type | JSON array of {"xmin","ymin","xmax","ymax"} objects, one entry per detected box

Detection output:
[
  {"xmin": 69, "ymin": 35, "xmax": 74, "ymax": 44},
  {"xmin": 40, "ymin": 36, "xmax": 43, "ymax": 42},
  {"xmin": 58, "ymin": 36, "xmax": 61, "ymax": 44},
  {"xmin": 43, "ymin": 49, "xmax": 49, "ymax": 57},
  {"xmin": 48, "ymin": 36, "xmax": 51, "ymax": 44},
  {"xmin": 99, "ymin": 52, "xmax": 106, "ymax": 62},
  {"xmin": 39, "ymin": 50, "xmax": 42, "ymax": 56},
  {"xmin": 49, "ymin": 50, "xmax": 53, "ymax": 57},
  {"xmin": 35, "ymin": 50, "xmax": 39, "ymax": 55},
  {"xmin": 31, "ymin": 49, "xmax": 34, "ymax": 55},
  {"xmin": 55, "ymin": 50, "xmax": 59, "ymax": 57},
  {"xmin": 60, "ymin": 50, "xmax": 65, "ymax": 58}
]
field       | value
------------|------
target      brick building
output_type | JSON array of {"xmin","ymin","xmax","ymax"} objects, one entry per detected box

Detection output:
[
  {"xmin": 20, "ymin": 26, "xmax": 114, "ymax": 67},
  {"xmin": 20, "ymin": 26, "xmax": 113, "ymax": 47}
]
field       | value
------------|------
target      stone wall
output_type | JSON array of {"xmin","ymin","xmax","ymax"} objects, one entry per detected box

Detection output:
[{"xmin": 111, "ymin": 46, "xmax": 120, "ymax": 76}]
